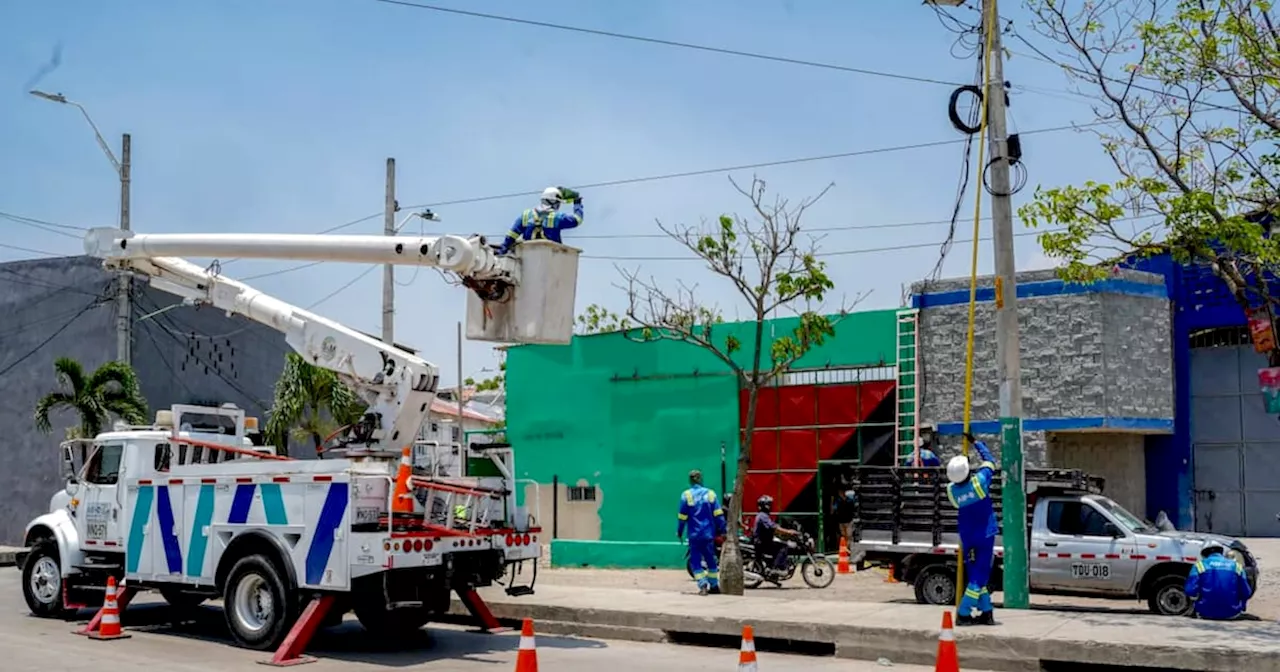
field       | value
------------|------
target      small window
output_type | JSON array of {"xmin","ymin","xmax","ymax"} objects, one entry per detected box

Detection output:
[
  {"xmin": 1047, "ymin": 501, "xmax": 1113, "ymax": 537},
  {"xmin": 430, "ymin": 422, "xmax": 440, "ymax": 433},
  {"xmin": 154, "ymin": 443, "xmax": 172, "ymax": 472},
  {"xmin": 451, "ymin": 426, "xmax": 461, "ymax": 442},
  {"xmin": 84, "ymin": 443, "xmax": 124, "ymax": 485},
  {"xmin": 568, "ymin": 486, "xmax": 597, "ymax": 502}
]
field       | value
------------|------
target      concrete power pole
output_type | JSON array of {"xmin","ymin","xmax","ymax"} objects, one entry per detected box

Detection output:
[
  {"xmin": 382, "ymin": 158, "xmax": 397, "ymax": 345},
  {"xmin": 116, "ymin": 133, "xmax": 132, "ymax": 364},
  {"xmin": 982, "ymin": 0, "xmax": 1029, "ymax": 610}
]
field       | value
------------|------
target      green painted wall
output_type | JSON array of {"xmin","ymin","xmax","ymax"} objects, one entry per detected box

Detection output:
[{"xmin": 506, "ymin": 308, "xmax": 899, "ymax": 566}]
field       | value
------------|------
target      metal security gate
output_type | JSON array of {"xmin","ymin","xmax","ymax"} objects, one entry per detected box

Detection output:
[{"xmin": 1190, "ymin": 331, "xmax": 1280, "ymax": 537}]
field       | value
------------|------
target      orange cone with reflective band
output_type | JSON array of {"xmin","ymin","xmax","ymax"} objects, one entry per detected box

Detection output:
[
  {"xmin": 837, "ymin": 537, "xmax": 851, "ymax": 574},
  {"xmin": 515, "ymin": 618, "xmax": 538, "ymax": 671},
  {"xmin": 391, "ymin": 446, "xmax": 414, "ymax": 514},
  {"xmin": 935, "ymin": 611, "xmax": 959, "ymax": 672},
  {"xmin": 737, "ymin": 624, "xmax": 758, "ymax": 671},
  {"xmin": 88, "ymin": 576, "xmax": 130, "ymax": 641}
]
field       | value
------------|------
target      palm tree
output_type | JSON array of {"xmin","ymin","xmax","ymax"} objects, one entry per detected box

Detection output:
[
  {"xmin": 34, "ymin": 357, "xmax": 150, "ymax": 440},
  {"xmin": 265, "ymin": 352, "xmax": 365, "ymax": 455}
]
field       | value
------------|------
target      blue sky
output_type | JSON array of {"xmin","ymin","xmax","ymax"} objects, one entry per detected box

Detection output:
[{"xmin": 0, "ymin": 0, "xmax": 1115, "ymax": 383}]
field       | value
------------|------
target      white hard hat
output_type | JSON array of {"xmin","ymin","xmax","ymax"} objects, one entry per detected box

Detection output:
[
  {"xmin": 540, "ymin": 186, "xmax": 563, "ymax": 204},
  {"xmin": 946, "ymin": 455, "xmax": 971, "ymax": 484}
]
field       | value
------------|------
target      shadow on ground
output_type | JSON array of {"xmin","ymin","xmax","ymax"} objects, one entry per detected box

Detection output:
[{"xmin": 75, "ymin": 600, "xmax": 606, "ymax": 667}]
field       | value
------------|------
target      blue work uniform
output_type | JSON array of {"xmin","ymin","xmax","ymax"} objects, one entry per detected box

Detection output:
[
  {"xmin": 678, "ymin": 484, "xmax": 726, "ymax": 591},
  {"xmin": 1185, "ymin": 551, "xmax": 1252, "ymax": 620},
  {"xmin": 497, "ymin": 202, "xmax": 585, "ymax": 254},
  {"xmin": 946, "ymin": 441, "xmax": 999, "ymax": 618}
]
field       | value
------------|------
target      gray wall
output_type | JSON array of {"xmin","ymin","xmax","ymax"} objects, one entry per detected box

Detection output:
[
  {"xmin": 0, "ymin": 256, "xmax": 291, "ymax": 544},
  {"xmin": 912, "ymin": 269, "xmax": 1173, "ymax": 443}
]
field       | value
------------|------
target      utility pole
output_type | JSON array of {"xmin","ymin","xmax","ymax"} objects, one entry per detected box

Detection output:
[
  {"xmin": 382, "ymin": 158, "xmax": 397, "ymax": 345},
  {"xmin": 116, "ymin": 133, "xmax": 132, "ymax": 364},
  {"xmin": 982, "ymin": 0, "xmax": 1029, "ymax": 610},
  {"xmin": 457, "ymin": 321, "xmax": 465, "ymax": 477}
]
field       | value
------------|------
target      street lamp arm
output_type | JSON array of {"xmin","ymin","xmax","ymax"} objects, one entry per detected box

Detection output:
[{"xmin": 69, "ymin": 101, "xmax": 122, "ymax": 176}]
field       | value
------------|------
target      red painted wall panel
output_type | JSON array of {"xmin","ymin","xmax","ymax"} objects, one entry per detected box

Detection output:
[
  {"xmin": 818, "ymin": 427, "xmax": 856, "ymax": 460},
  {"xmin": 750, "ymin": 430, "xmax": 780, "ymax": 471},
  {"xmin": 743, "ymin": 472, "xmax": 779, "ymax": 513},
  {"xmin": 778, "ymin": 472, "xmax": 813, "ymax": 512},
  {"xmin": 740, "ymin": 387, "xmax": 780, "ymax": 429},
  {"xmin": 778, "ymin": 385, "xmax": 816, "ymax": 427},
  {"xmin": 779, "ymin": 429, "xmax": 818, "ymax": 470},
  {"xmin": 816, "ymin": 384, "xmax": 860, "ymax": 425}
]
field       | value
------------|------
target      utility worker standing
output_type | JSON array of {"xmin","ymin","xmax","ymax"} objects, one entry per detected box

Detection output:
[
  {"xmin": 1185, "ymin": 545, "xmax": 1252, "ymax": 620},
  {"xmin": 945, "ymin": 432, "xmax": 999, "ymax": 626},
  {"xmin": 677, "ymin": 469, "xmax": 726, "ymax": 595},
  {"xmin": 496, "ymin": 186, "xmax": 584, "ymax": 255}
]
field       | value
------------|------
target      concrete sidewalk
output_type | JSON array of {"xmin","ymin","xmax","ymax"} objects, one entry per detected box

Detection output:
[
  {"xmin": 0, "ymin": 546, "xmax": 20, "ymax": 568},
  {"xmin": 450, "ymin": 584, "xmax": 1280, "ymax": 671}
]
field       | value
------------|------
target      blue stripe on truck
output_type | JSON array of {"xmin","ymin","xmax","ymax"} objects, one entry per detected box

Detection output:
[
  {"xmin": 155, "ymin": 485, "xmax": 184, "ymax": 574},
  {"xmin": 228, "ymin": 484, "xmax": 255, "ymax": 524},
  {"xmin": 304, "ymin": 483, "xmax": 349, "ymax": 585}
]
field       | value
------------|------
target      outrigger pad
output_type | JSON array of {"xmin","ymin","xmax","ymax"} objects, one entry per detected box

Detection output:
[
  {"xmin": 258, "ymin": 594, "xmax": 336, "ymax": 667},
  {"xmin": 455, "ymin": 587, "xmax": 512, "ymax": 634}
]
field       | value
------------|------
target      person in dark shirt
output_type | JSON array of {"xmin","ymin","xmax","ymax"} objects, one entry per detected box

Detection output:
[{"xmin": 753, "ymin": 495, "xmax": 798, "ymax": 571}]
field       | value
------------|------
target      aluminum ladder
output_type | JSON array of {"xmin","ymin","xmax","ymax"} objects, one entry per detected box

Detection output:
[{"xmin": 895, "ymin": 308, "xmax": 921, "ymax": 464}]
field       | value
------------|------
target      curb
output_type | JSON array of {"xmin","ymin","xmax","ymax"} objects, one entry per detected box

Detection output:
[
  {"xmin": 447, "ymin": 597, "xmax": 1279, "ymax": 672},
  {"xmin": 0, "ymin": 550, "xmax": 19, "ymax": 569}
]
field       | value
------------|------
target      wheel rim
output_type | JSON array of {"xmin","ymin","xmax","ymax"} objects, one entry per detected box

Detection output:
[
  {"xmin": 924, "ymin": 572, "xmax": 954, "ymax": 604},
  {"xmin": 29, "ymin": 556, "xmax": 60, "ymax": 605},
  {"xmin": 232, "ymin": 573, "xmax": 275, "ymax": 634},
  {"xmin": 802, "ymin": 559, "xmax": 835, "ymax": 587},
  {"xmin": 1158, "ymin": 586, "xmax": 1188, "ymax": 614}
]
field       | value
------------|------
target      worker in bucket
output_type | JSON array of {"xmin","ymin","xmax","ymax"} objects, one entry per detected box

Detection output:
[
  {"xmin": 946, "ymin": 432, "xmax": 999, "ymax": 626},
  {"xmin": 677, "ymin": 469, "xmax": 727, "ymax": 595},
  {"xmin": 1185, "ymin": 545, "xmax": 1253, "ymax": 620},
  {"xmin": 496, "ymin": 186, "xmax": 584, "ymax": 255}
]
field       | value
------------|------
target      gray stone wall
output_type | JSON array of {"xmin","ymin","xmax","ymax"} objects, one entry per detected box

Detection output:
[
  {"xmin": 1046, "ymin": 432, "xmax": 1147, "ymax": 516},
  {"xmin": 912, "ymin": 269, "xmax": 1172, "ymax": 469},
  {"xmin": 0, "ymin": 256, "xmax": 292, "ymax": 544}
]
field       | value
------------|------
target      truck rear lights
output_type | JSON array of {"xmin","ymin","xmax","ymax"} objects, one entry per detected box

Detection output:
[
  {"xmin": 423, "ymin": 540, "xmax": 434, "ymax": 551},
  {"xmin": 523, "ymin": 533, "xmax": 531, "ymax": 545},
  {"xmin": 506, "ymin": 534, "xmax": 515, "ymax": 546},
  {"xmin": 412, "ymin": 539, "xmax": 423, "ymax": 552}
]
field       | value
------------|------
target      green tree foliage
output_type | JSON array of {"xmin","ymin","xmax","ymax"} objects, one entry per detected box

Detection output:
[
  {"xmin": 34, "ymin": 357, "xmax": 149, "ymax": 440},
  {"xmin": 575, "ymin": 304, "xmax": 632, "ymax": 335},
  {"xmin": 1020, "ymin": 0, "xmax": 1280, "ymax": 360},
  {"xmin": 265, "ymin": 352, "xmax": 366, "ymax": 455},
  {"xmin": 610, "ymin": 176, "xmax": 858, "ymax": 595},
  {"xmin": 464, "ymin": 357, "xmax": 507, "ymax": 392}
]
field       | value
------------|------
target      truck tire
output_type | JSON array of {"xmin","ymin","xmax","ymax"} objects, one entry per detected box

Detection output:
[
  {"xmin": 22, "ymin": 540, "xmax": 70, "ymax": 619},
  {"xmin": 223, "ymin": 554, "xmax": 300, "ymax": 651},
  {"xmin": 914, "ymin": 565, "xmax": 957, "ymax": 606},
  {"xmin": 1147, "ymin": 575, "xmax": 1192, "ymax": 616}
]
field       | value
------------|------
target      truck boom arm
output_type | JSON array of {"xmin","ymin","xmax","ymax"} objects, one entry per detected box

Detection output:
[{"xmin": 84, "ymin": 227, "xmax": 515, "ymax": 457}]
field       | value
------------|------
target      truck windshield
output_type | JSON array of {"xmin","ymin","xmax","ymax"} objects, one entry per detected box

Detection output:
[{"xmin": 1092, "ymin": 497, "xmax": 1157, "ymax": 534}]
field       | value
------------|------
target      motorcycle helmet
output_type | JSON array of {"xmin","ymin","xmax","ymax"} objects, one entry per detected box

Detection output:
[{"xmin": 757, "ymin": 494, "xmax": 774, "ymax": 512}]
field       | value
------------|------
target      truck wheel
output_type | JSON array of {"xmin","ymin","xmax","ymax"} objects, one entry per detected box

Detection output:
[
  {"xmin": 22, "ymin": 540, "xmax": 70, "ymax": 619},
  {"xmin": 223, "ymin": 554, "xmax": 299, "ymax": 651},
  {"xmin": 914, "ymin": 565, "xmax": 957, "ymax": 606},
  {"xmin": 1147, "ymin": 575, "xmax": 1192, "ymax": 616}
]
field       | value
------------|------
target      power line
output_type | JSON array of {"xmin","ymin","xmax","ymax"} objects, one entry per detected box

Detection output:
[
  {"xmin": 374, "ymin": 0, "xmax": 965, "ymax": 88},
  {"xmin": 0, "ymin": 211, "xmax": 83, "ymax": 239},
  {"xmin": 307, "ymin": 264, "xmax": 379, "ymax": 310},
  {"xmin": 0, "ymin": 298, "xmax": 104, "ymax": 379},
  {"xmin": 0, "ymin": 210, "xmax": 87, "ymax": 232},
  {"xmin": 0, "ymin": 241, "xmax": 65, "ymax": 257}
]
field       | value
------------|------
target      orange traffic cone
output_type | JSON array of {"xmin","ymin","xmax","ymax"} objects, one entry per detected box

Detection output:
[
  {"xmin": 837, "ymin": 537, "xmax": 851, "ymax": 574},
  {"xmin": 935, "ymin": 611, "xmax": 959, "ymax": 672},
  {"xmin": 391, "ymin": 445, "xmax": 414, "ymax": 514},
  {"xmin": 514, "ymin": 618, "xmax": 538, "ymax": 672},
  {"xmin": 87, "ymin": 577, "xmax": 130, "ymax": 641},
  {"xmin": 737, "ymin": 625, "xmax": 758, "ymax": 671}
]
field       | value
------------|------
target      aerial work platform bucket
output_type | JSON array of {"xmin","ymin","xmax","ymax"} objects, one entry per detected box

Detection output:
[{"xmin": 466, "ymin": 240, "xmax": 580, "ymax": 345}]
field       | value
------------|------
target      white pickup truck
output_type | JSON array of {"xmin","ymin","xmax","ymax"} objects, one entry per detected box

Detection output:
[{"xmin": 849, "ymin": 467, "xmax": 1259, "ymax": 615}]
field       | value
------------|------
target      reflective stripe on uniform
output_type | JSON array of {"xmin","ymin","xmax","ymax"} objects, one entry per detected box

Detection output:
[
  {"xmin": 971, "ymin": 476, "xmax": 986, "ymax": 499},
  {"xmin": 678, "ymin": 513, "xmax": 689, "ymax": 520}
]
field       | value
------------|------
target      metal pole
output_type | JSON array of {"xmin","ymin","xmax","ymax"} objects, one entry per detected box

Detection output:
[
  {"xmin": 983, "ymin": 0, "xmax": 1029, "ymax": 610},
  {"xmin": 382, "ymin": 158, "xmax": 396, "ymax": 345},
  {"xmin": 552, "ymin": 474, "xmax": 560, "ymax": 539},
  {"xmin": 116, "ymin": 133, "xmax": 132, "ymax": 364},
  {"xmin": 457, "ymin": 320, "xmax": 465, "ymax": 477}
]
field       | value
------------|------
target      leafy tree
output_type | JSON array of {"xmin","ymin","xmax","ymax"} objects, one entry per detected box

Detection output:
[
  {"xmin": 576, "ymin": 304, "xmax": 632, "ymax": 335},
  {"xmin": 34, "ymin": 357, "xmax": 149, "ymax": 440},
  {"xmin": 1019, "ymin": 0, "xmax": 1280, "ymax": 363},
  {"xmin": 465, "ymin": 357, "xmax": 507, "ymax": 392},
  {"xmin": 611, "ymin": 176, "xmax": 858, "ymax": 595},
  {"xmin": 265, "ymin": 352, "xmax": 366, "ymax": 455}
]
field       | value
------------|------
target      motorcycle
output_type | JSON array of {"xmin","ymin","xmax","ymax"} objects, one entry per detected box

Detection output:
[{"xmin": 685, "ymin": 525, "xmax": 836, "ymax": 590}]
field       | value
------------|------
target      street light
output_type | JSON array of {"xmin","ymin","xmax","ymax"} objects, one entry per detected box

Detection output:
[
  {"xmin": 30, "ymin": 88, "xmax": 133, "ymax": 365},
  {"xmin": 29, "ymin": 90, "xmax": 123, "ymax": 176}
]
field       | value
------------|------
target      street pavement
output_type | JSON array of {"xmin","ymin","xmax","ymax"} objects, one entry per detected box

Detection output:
[{"xmin": 0, "ymin": 568, "xmax": 970, "ymax": 671}]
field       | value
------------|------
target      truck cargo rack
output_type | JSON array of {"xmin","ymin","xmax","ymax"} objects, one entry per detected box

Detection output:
[{"xmin": 848, "ymin": 466, "xmax": 1104, "ymax": 548}]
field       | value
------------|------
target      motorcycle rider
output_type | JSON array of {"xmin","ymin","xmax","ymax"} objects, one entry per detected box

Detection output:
[
  {"xmin": 677, "ymin": 469, "xmax": 727, "ymax": 596},
  {"xmin": 753, "ymin": 495, "xmax": 799, "ymax": 574},
  {"xmin": 946, "ymin": 432, "xmax": 999, "ymax": 626}
]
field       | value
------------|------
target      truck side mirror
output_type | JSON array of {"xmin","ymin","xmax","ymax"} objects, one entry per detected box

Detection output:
[
  {"xmin": 65, "ymin": 479, "xmax": 79, "ymax": 497},
  {"xmin": 61, "ymin": 448, "xmax": 78, "ymax": 483}
]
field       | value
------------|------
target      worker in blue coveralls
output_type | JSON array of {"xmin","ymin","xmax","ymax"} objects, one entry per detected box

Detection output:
[
  {"xmin": 1185, "ymin": 545, "xmax": 1253, "ymax": 620},
  {"xmin": 678, "ymin": 469, "xmax": 727, "ymax": 596},
  {"xmin": 496, "ymin": 186, "xmax": 584, "ymax": 255},
  {"xmin": 946, "ymin": 432, "xmax": 999, "ymax": 626}
]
